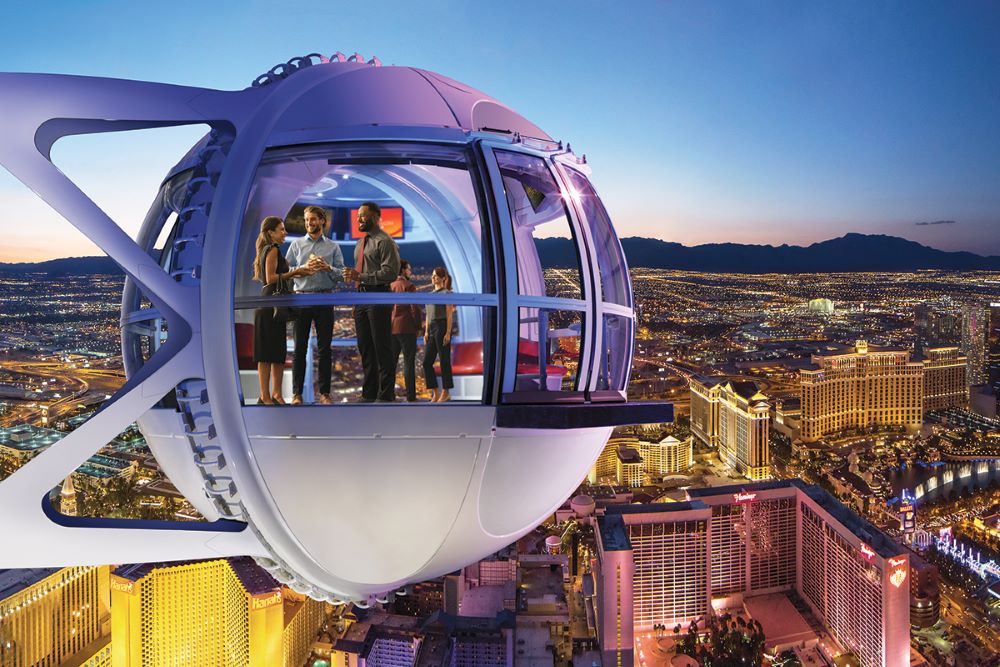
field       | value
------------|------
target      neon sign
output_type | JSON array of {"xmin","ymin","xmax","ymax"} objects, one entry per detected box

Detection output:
[
  {"xmin": 732, "ymin": 492, "xmax": 757, "ymax": 504},
  {"xmin": 110, "ymin": 578, "xmax": 134, "ymax": 594},
  {"xmin": 250, "ymin": 591, "xmax": 282, "ymax": 610},
  {"xmin": 888, "ymin": 556, "xmax": 906, "ymax": 568},
  {"xmin": 860, "ymin": 544, "xmax": 875, "ymax": 560},
  {"xmin": 889, "ymin": 568, "xmax": 907, "ymax": 588}
]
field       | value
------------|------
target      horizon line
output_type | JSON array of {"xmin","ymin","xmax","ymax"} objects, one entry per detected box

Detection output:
[{"xmin": 2, "ymin": 231, "xmax": 999, "ymax": 266}]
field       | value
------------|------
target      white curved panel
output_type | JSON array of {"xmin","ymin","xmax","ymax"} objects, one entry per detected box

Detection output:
[
  {"xmin": 249, "ymin": 435, "xmax": 481, "ymax": 585},
  {"xmin": 478, "ymin": 427, "xmax": 611, "ymax": 537}
]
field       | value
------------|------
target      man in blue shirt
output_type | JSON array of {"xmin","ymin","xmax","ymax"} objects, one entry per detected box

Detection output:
[{"xmin": 285, "ymin": 205, "xmax": 345, "ymax": 404}]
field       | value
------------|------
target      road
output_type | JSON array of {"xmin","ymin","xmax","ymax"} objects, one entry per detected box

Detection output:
[{"xmin": 0, "ymin": 359, "xmax": 124, "ymax": 427}]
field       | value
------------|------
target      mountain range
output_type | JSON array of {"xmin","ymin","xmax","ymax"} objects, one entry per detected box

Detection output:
[{"xmin": 2, "ymin": 233, "xmax": 1000, "ymax": 275}]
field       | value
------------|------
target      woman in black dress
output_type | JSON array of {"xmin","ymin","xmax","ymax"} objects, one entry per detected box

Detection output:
[
  {"xmin": 252, "ymin": 216, "xmax": 314, "ymax": 404},
  {"xmin": 422, "ymin": 266, "xmax": 456, "ymax": 402}
]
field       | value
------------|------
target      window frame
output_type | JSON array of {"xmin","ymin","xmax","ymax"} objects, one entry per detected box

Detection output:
[
  {"xmin": 478, "ymin": 141, "xmax": 597, "ymax": 402},
  {"xmin": 231, "ymin": 139, "xmax": 501, "ymax": 405}
]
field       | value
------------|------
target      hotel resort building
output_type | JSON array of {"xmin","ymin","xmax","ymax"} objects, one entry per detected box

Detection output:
[{"xmin": 594, "ymin": 480, "xmax": 910, "ymax": 667}]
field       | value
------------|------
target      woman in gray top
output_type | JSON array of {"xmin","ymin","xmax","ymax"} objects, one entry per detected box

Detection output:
[{"xmin": 422, "ymin": 267, "xmax": 455, "ymax": 402}]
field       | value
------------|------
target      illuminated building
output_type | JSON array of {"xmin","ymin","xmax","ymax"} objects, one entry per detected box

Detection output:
[
  {"xmin": 800, "ymin": 341, "xmax": 923, "ymax": 442},
  {"xmin": 593, "ymin": 481, "xmax": 910, "ymax": 667},
  {"xmin": 689, "ymin": 376, "xmax": 721, "ymax": 448},
  {"xmin": 908, "ymin": 554, "xmax": 940, "ymax": 629},
  {"xmin": 898, "ymin": 489, "xmax": 916, "ymax": 541},
  {"xmin": 0, "ymin": 566, "xmax": 111, "ymax": 667},
  {"xmin": 424, "ymin": 610, "xmax": 514, "ymax": 667},
  {"xmin": 331, "ymin": 611, "xmax": 513, "ymax": 666},
  {"xmin": 59, "ymin": 476, "xmax": 78, "ymax": 517},
  {"xmin": 920, "ymin": 346, "xmax": 968, "ymax": 411},
  {"xmin": 110, "ymin": 557, "xmax": 322, "ymax": 667},
  {"xmin": 281, "ymin": 591, "xmax": 328, "ymax": 667},
  {"xmin": 962, "ymin": 303, "xmax": 990, "ymax": 385},
  {"xmin": 689, "ymin": 376, "xmax": 771, "ymax": 479},
  {"xmin": 595, "ymin": 502, "xmax": 710, "ymax": 667},
  {"xmin": 331, "ymin": 614, "xmax": 423, "ymax": 666},
  {"xmin": 914, "ymin": 304, "xmax": 960, "ymax": 350},
  {"xmin": 590, "ymin": 435, "xmax": 692, "ymax": 485},
  {"xmin": 808, "ymin": 298, "xmax": 835, "ymax": 315},
  {"xmin": 635, "ymin": 436, "xmax": 692, "ymax": 476},
  {"xmin": 615, "ymin": 447, "xmax": 644, "ymax": 488},
  {"xmin": 0, "ymin": 425, "xmax": 136, "ymax": 490},
  {"xmin": 589, "ymin": 436, "xmax": 633, "ymax": 484}
]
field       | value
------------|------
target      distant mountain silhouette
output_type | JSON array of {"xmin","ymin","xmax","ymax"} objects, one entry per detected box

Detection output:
[
  {"xmin": 536, "ymin": 233, "xmax": 1000, "ymax": 273},
  {"xmin": 0, "ymin": 255, "xmax": 124, "ymax": 276},
  {"xmin": 3, "ymin": 234, "xmax": 999, "ymax": 275}
]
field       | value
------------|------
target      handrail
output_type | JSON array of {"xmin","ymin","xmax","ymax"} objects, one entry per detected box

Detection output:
[{"xmin": 233, "ymin": 292, "xmax": 500, "ymax": 309}]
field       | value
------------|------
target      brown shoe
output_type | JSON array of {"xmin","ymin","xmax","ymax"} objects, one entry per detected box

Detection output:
[
  {"xmin": 318, "ymin": 394, "xmax": 333, "ymax": 404},
  {"xmin": 291, "ymin": 394, "xmax": 303, "ymax": 405}
]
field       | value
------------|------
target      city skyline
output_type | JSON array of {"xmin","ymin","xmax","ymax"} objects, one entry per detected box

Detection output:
[
  {"xmin": 2, "ymin": 2, "xmax": 1000, "ymax": 262},
  {"xmin": 3, "ymin": 6, "xmax": 1000, "ymax": 665}
]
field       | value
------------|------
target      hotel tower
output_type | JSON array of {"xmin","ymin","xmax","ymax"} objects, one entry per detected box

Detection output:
[
  {"xmin": 594, "ymin": 480, "xmax": 910, "ymax": 667},
  {"xmin": 800, "ymin": 341, "xmax": 923, "ymax": 442}
]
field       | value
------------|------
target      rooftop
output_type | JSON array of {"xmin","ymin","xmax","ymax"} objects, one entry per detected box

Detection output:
[
  {"xmin": 113, "ymin": 557, "xmax": 278, "ymax": 594},
  {"xmin": 616, "ymin": 446, "xmax": 643, "ymax": 464},
  {"xmin": 0, "ymin": 568, "xmax": 59, "ymax": 600},
  {"xmin": 687, "ymin": 480, "xmax": 904, "ymax": 558},
  {"xmin": 599, "ymin": 502, "xmax": 709, "ymax": 553}
]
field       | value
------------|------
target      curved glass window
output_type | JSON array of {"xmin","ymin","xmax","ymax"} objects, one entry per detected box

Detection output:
[
  {"xmin": 122, "ymin": 169, "xmax": 193, "ymax": 375},
  {"xmin": 494, "ymin": 150, "xmax": 584, "ymax": 301},
  {"xmin": 562, "ymin": 167, "xmax": 631, "ymax": 307},
  {"xmin": 233, "ymin": 142, "xmax": 494, "ymax": 405}
]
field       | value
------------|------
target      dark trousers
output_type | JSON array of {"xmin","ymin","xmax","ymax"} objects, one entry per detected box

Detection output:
[
  {"xmin": 293, "ymin": 306, "xmax": 333, "ymax": 396},
  {"xmin": 354, "ymin": 303, "xmax": 395, "ymax": 401},
  {"xmin": 423, "ymin": 320, "xmax": 454, "ymax": 391},
  {"xmin": 392, "ymin": 333, "xmax": 417, "ymax": 401}
]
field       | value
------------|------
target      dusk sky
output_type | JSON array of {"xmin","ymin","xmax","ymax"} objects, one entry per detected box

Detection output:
[{"xmin": 1, "ymin": 1, "xmax": 999, "ymax": 262}]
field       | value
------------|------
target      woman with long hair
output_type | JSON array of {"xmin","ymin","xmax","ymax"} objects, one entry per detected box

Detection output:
[
  {"xmin": 422, "ymin": 266, "xmax": 455, "ymax": 402},
  {"xmin": 252, "ymin": 216, "xmax": 314, "ymax": 404}
]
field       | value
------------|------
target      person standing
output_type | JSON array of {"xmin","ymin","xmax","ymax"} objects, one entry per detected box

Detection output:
[
  {"xmin": 252, "ymin": 217, "xmax": 315, "ymax": 405},
  {"xmin": 390, "ymin": 260, "xmax": 421, "ymax": 402},
  {"xmin": 422, "ymin": 267, "xmax": 456, "ymax": 402},
  {"xmin": 342, "ymin": 202, "xmax": 401, "ymax": 402},
  {"xmin": 285, "ymin": 205, "xmax": 345, "ymax": 404}
]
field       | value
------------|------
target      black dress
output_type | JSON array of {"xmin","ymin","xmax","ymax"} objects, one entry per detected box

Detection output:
[{"xmin": 253, "ymin": 245, "xmax": 290, "ymax": 364}]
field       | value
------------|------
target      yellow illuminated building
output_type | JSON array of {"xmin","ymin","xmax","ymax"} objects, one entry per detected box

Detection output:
[
  {"xmin": 689, "ymin": 376, "xmax": 721, "ymax": 448},
  {"xmin": 0, "ymin": 566, "xmax": 111, "ymax": 667},
  {"xmin": 689, "ymin": 375, "xmax": 771, "ymax": 480},
  {"xmin": 590, "ymin": 434, "xmax": 693, "ymax": 485},
  {"xmin": 800, "ymin": 341, "xmax": 923, "ymax": 442},
  {"xmin": 615, "ymin": 447, "xmax": 644, "ymax": 488},
  {"xmin": 111, "ymin": 557, "xmax": 323, "ymax": 667},
  {"xmin": 281, "ymin": 591, "xmax": 327, "ymax": 667},
  {"xmin": 636, "ymin": 436, "xmax": 692, "ymax": 476},
  {"xmin": 921, "ymin": 346, "xmax": 968, "ymax": 412}
]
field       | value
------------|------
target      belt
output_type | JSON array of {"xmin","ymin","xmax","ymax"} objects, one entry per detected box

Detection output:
[{"xmin": 357, "ymin": 284, "xmax": 391, "ymax": 292}]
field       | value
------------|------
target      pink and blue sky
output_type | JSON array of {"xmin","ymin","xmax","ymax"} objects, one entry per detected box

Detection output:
[{"xmin": 1, "ymin": 1, "xmax": 999, "ymax": 262}]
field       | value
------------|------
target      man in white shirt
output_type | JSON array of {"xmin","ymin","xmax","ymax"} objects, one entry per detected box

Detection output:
[{"xmin": 285, "ymin": 205, "xmax": 345, "ymax": 404}]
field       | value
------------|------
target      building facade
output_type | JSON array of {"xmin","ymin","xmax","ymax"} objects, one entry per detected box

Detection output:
[
  {"xmin": 800, "ymin": 341, "xmax": 923, "ymax": 442},
  {"xmin": 962, "ymin": 303, "xmax": 990, "ymax": 385},
  {"xmin": 636, "ymin": 436, "xmax": 692, "ymax": 477},
  {"xmin": 591, "ymin": 434, "xmax": 693, "ymax": 486},
  {"xmin": 921, "ymin": 347, "xmax": 968, "ymax": 412},
  {"xmin": 0, "ymin": 566, "xmax": 111, "ymax": 667},
  {"xmin": 110, "ymin": 558, "xmax": 292, "ymax": 667},
  {"xmin": 689, "ymin": 376, "xmax": 771, "ymax": 479},
  {"xmin": 593, "ymin": 481, "xmax": 910, "ymax": 667},
  {"xmin": 689, "ymin": 376, "xmax": 721, "ymax": 448},
  {"xmin": 615, "ymin": 447, "xmax": 644, "ymax": 488},
  {"xmin": 594, "ymin": 503, "xmax": 711, "ymax": 667}
]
